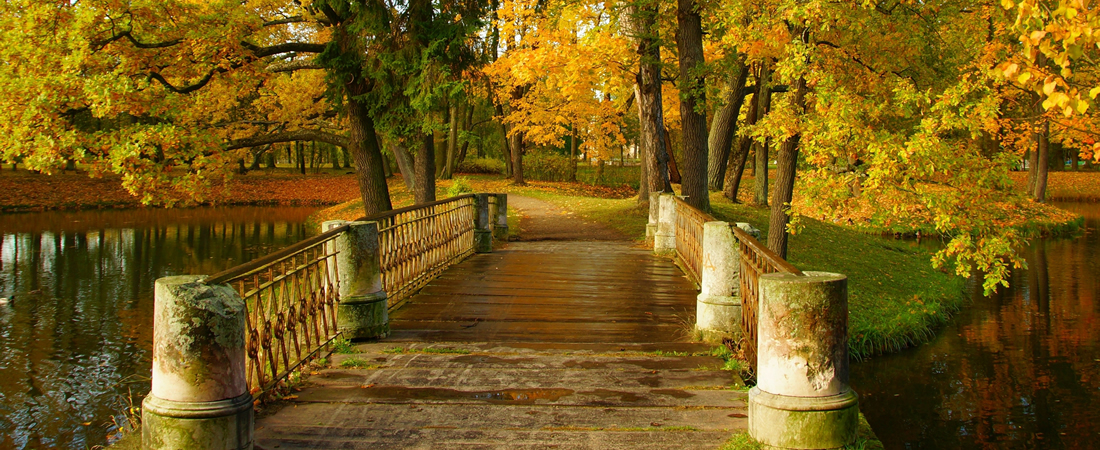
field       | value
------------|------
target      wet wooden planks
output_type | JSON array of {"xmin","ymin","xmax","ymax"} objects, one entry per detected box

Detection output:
[{"xmin": 388, "ymin": 241, "xmax": 701, "ymax": 344}]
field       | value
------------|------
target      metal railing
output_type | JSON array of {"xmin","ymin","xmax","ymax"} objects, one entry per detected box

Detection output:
[
  {"xmin": 365, "ymin": 194, "xmax": 479, "ymax": 308},
  {"xmin": 732, "ymin": 227, "xmax": 803, "ymax": 372},
  {"xmin": 673, "ymin": 197, "xmax": 714, "ymax": 283},
  {"xmin": 204, "ymin": 224, "xmax": 348, "ymax": 398}
]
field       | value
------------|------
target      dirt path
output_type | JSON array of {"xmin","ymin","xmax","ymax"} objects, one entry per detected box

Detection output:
[{"xmin": 508, "ymin": 195, "xmax": 626, "ymax": 241}]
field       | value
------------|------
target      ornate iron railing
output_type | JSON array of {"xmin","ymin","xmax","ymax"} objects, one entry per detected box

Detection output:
[
  {"xmin": 204, "ymin": 224, "xmax": 348, "ymax": 399},
  {"xmin": 673, "ymin": 196, "xmax": 714, "ymax": 283},
  {"xmin": 365, "ymin": 194, "xmax": 478, "ymax": 308},
  {"xmin": 732, "ymin": 227, "xmax": 803, "ymax": 372}
]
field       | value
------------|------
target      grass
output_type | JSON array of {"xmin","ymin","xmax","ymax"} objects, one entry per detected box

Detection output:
[
  {"xmin": 332, "ymin": 338, "xmax": 356, "ymax": 354},
  {"xmin": 339, "ymin": 357, "xmax": 381, "ymax": 369},
  {"xmin": 382, "ymin": 346, "xmax": 471, "ymax": 355},
  {"xmin": 708, "ymin": 191, "xmax": 967, "ymax": 360}
]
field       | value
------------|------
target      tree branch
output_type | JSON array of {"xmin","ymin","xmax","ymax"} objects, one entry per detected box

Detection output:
[
  {"xmin": 263, "ymin": 16, "xmax": 306, "ymax": 26},
  {"xmin": 91, "ymin": 30, "xmax": 183, "ymax": 50},
  {"xmin": 147, "ymin": 69, "xmax": 220, "ymax": 94},
  {"xmin": 267, "ymin": 59, "xmax": 324, "ymax": 72},
  {"xmin": 242, "ymin": 42, "xmax": 328, "ymax": 57},
  {"xmin": 226, "ymin": 129, "xmax": 350, "ymax": 150}
]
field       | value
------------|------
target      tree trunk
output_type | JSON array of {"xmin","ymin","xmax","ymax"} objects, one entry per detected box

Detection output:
[
  {"xmin": 391, "ymin": 143, "xmax": 417, "ymax": 196},
  {"xmin": 723, "ymin": 67, "xmax": 764, "ymax": 202},
  {"xmin": 456, "ymin": 106, "xmax": 474, "ymax": 167},
  {"xmin": 1032, "ymin": 120, "xmax": 1049, "ymax": 202},
  {"xmin": 510, "ymin": 85, "xmax": 527, "ymax": 185},
  {"xmin": 415, "ymin": 133, "xmax": 437, "ymax": 203},
  {"xmin": 634, "ymin": 4, "xmax": 673, "ymax": 195},
  {"xmin": 767, "ymin": 76, "xmax": 807, "ymax": 259},
  {"xmin": 707, "ymin": 59, "xmax": 749, "ymax": 191},
  {"xmin": 635, "ymin": 84, "xmax": 650, "ymax": 204},
  {"xmin": 753, "ymin": 66, "xmax": 772, "ymax": 206},
  {"xmin": 676, "ymin": 0, "xmax": 708, "ymax": 210},
  {"xmin": 297, "ymin": 142, "xmax": 306, "ymax": 174},
  {"xmin": 1071, "ymin": 146, "xmax": 1079, "ymax": 171},
  {"xmin": 346, "ymin": 87, "xmax": 394, "ymax": 215},
  {"xmin": 570, "ymin": 125, "xmax": 579, "ymax": 182},
  {"xmin": 665, "ymin": 127, "xmax": 682, "ymax": 184},
  {"xmin": 331, "ymin": 145, "xmax": 340, "ymax": 170},
  {"xmin": 442, "ymin": 105, "xmax": 459, "ymax": 179}
]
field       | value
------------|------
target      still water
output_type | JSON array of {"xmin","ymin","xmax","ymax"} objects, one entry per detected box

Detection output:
[
  {"xmin": 854, "ymin": 202, "xmax": 1100, "ymax": 449},
  {"xmin": 0, "ymin": 206, "xmax": 318, "ymax": 449}
]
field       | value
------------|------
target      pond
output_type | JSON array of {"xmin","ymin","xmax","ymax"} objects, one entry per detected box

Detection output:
[
  {"xmin": 0, "ymin": 206, "xmax": 319, "ymax": 449},
  {"xmin": 853, "ymin": 201, "xmax": 1100, "ymax": 448}
]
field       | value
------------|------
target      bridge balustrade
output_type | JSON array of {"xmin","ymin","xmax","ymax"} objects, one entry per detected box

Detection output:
[{"xmin": 140, "ymin": 193, "xmax": 505, "ymax": 449}]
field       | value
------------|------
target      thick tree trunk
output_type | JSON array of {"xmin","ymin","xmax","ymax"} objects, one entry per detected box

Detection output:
[
  {"xmin": 707, "ymin": 60, "xmax": 749, "ymax": 191},
  {"xmin": 665, "ymin": 127, "xmax": 682, "ymax": 184},
  {"xmin": 1071, "ymin": 147, "xmax": 1079, "ymax": 171},
  {"xmin": 723, "ymin": 68, "xmax": 763, "ymax": 202},
  {"xmin": 676, "ymin": 0, "xmax": 708, "ymax": 210},
  {"xmin": 634, "ymin": 5, "xmax": 673, "ymax": 195},
  {"xmin": 767, "ymin": 77, "xmax": 807, "ymax": 259},
  {"xmin": 415, "ymin": 133, "xmax": 437, "ymax": 203},
  {"xmin": 346, "ymin": 92, "xmax": 394, "ymax": 216}
]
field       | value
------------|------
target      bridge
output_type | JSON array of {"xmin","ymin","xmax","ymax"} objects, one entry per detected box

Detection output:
[{"xmin": 138, "ymin": 193, "xmax": 859, "ymax": 450}]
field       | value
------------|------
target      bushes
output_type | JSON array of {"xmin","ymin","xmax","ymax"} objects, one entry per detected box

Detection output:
[
  {"xmin": 457, "ymin": 157, "xmax": 505, "ymax": 174},
  {"xmin": 524, "ymin": 151, "xmax": 575, "ymax": 182},
  {"xmin": 446, "ymin": 176, "xmax": 474, "ymax": 197}
]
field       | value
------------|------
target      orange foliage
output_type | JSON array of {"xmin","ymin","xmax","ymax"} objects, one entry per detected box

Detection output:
[{"xmin": 0, "ymin": 171, "xmax": 360, "ymax": 213}]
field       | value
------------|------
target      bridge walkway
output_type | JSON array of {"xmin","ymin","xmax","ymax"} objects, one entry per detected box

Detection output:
[{"xmin": 254, "ymin": 196, "xmax": 747, "ymax": 449}]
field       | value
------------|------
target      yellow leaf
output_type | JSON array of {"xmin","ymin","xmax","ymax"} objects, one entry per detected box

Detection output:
[
  {"xmin": 1001, "ymin": 0, "xmax": 1015, "ymax": 8},
  {"xmin": 1018, "ymin": 71, "xmax": 1032, "ymax": 83},
  {"xmin": 1088, "ymin": 86, "xmax": 1100, "ymax": 98},
  {"xmin": 1043, "ymin": 80, "xmax": 1058, "ymax": 95}
]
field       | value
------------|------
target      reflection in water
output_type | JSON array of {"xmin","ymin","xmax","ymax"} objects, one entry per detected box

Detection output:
[
  {"xmin": 853, "ymin": 202, "xmax": 1100, "ymax": 449},
  {"xmin": 0, "ymin": 206, "xmax": 317, "ymax": 449}
]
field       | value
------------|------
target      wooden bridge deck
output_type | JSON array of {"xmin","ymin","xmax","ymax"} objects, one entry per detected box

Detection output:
[
  {"xmin": 388, "ymin": 241, "xmax": 701, "ymax": 344},
  {"xmin": 254, "ymin": 197, "xmax": 746, "ymax": 449}
]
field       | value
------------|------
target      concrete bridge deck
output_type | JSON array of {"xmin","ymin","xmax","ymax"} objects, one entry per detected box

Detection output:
[{"xmin": 253, "ymin": 196, "xmax": 747, "ymax": 449}]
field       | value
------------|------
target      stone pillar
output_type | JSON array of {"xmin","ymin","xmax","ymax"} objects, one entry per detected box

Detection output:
[
  {"xmin": 653, "ymin": 193, "xmax": 677, "ymax": 256},
  {"xmin": 142, "ymin": 275, "xmax": 253, "ymax": 450},
  {"xmin": 696, "ymin": 221, "xmax": 741, "ymax": 339},
  {"xmin": 474, "ymin": 194, "xmax": 493, "ymax": 253},
  {"xmin": 325, "ymin": 220, "xmax": 389, "ymax": 340},
  {"xmin": 646, "ymin": 191, "xmax": 661, "ymax": 245},
  {"xmin": 749, "ymin": 272, "xmax": 858, "ymax": 449},
  {"xmin": 493, "ymin": 193, "xmax": 509, "ymax": 240}
]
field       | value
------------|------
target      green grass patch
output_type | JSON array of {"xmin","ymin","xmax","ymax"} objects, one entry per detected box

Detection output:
[
  {"xmin": 708, "ymin": 192, "xmax": 966, "ymax": 360},
  {"xmin": 331, "ymin": 338, "xmax": 356, "ymax": 354},
  {"xmin": 382, "ymin": 347, "xmax": 471, "ymax": 355},
  {"xmin": 339, "ymin": 357, "xmax": 380, "ymax": 369}
]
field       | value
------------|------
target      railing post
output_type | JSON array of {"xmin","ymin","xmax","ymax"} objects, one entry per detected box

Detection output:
[
  {"xmin": 324, "ymin": 220, "xmax": 389, "ymax": 340},
  {"xmin": 142, "ymin": 276, "xmax": 253, "ymax": 450},
  {"xmin": 654, "ymin": 193, "xmax": 677, "ymax": 256},
  {"xmin": 493, "ymin": 193, "xmax": 509, "ymax": 240},
  {"xmin": 646, "ymin": 191, "xmax": 661, "ymax": 245},
  {"xmin": 749, "ymin": 271, "xmax": 858, "ymax": 449},
  {"xmin": 474, "ymin": 194, "xmax": 493, "ymax": 253},
  {"xmin": 696, "ymin": 221, "xmax": 741, "ymax": 339}
]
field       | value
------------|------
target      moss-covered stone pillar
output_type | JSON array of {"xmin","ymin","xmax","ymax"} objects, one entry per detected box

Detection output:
[
  {"xmin": 654, "ymin": 193, "xmax": 677, "ymax": 256},
  {"xmin": 749, "ymin": 271, "xmax": 858, "ymax": 449},
  {"xmin": 142, "ymin": 275, "xmax": 253, "ymax": 450},
  {"xmin": 646, "ymin": 191, "xmax": 661, "ymax": 245},
  {"xmin": 696, "ymin": 221, "xmax": 741, "ymax": 340},
  {"xmin": 474, "ymin": 194, "xmax": 493, "ymax": 253},
  {"xmin": 324, "ymin": 220, "xmax": 389, "ymax": 340},
  {"xmin": 493, "ymin": 193, "xmax": 509, "ymax": 240}
]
